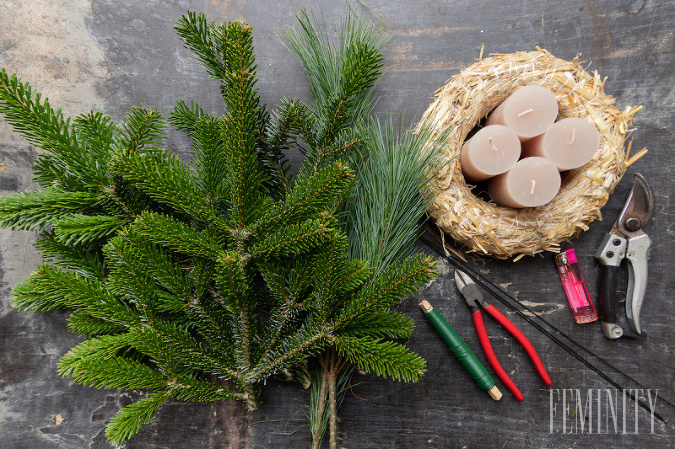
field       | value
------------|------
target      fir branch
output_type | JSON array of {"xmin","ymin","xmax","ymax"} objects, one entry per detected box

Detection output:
[
  {"xmin": 73, "ymin": 110, "xmax": 117, "ymax": 160},
  {"xmin": 187, "ymin": 116, "xmax": 230, "ymax": 202},
  {"xmin": 53, "ymin": 214, "xmax": 126, "ymax": 247},
  {"xmin": 213, "ymin": 251, "xmax": 248, "ymax": 313},
  {"xmin": 333, "ymin": 254, "xmax": 435, "ymax": 330},
  {"xmin": 168, "ymin": 99, "xmax": 205, "ymax": 133},
  {"xmin": 57, "ymin": 334, "xmax": 133, "ymax": 378},
  {"xmin": 66, "ymin": 310, "xmax": 128, "ymax": 336},
  {"xmin": 113, "ymin": 150, "xmax": 225, "ymax": 227},
  {"xmin": 337, "ymin": 309, "xmax": 414, "ymax": 340},
  {"xmin": 117, "ymin": 105, "xmax": 166, "ymax": 155},
  {"xmin": 175, "ymin": 11, "xmax": 227, "ymax": 80},
  {"xmin": 167, "ymin": 375, "xmax": 244, "ymax": 403},
  {"xmin": 36, "ymin": 232, "xmax": 106, "ymax": 280},
  {"xmin": 0, "ymin": 72, "xmax": 113, "ymax": 189},
  {"xmin": 222, "ymin": 21, "xmax": 266, "ymax": 228},
  {"xmin": 11, "ymin": 265, "xmax": 138, "ymax": 326},
  {"xmin": 131, "ymin": 211, "xmax": 223, "ymax": 259},
  {"xmin": 249, "ymin": 321, "xmax": 328, "ymax": 382},
  {"xmin": 130, "ymin": 321, "xmax": 240, "ymax": 382},
  {"xmin": 0, "ymin": 188, "xmax": 100, "ymax": 231},
  {"xmin": 251, "ymin": 161, "xmax": 353, "ymax": 233},
  {"xmin": 333, "ymin": 336, "xmax": 426, "ymax": 382},
  {"xmin": 105, "ymin": 392, "xmax": 168, "ymax": 445},
  {"xmin": 249, "ymin": 217, "xmax": 334, "ymax": 259},
  {"xmin": 63, "ymin": 354, "xmax": 168, "ymax": 390}
]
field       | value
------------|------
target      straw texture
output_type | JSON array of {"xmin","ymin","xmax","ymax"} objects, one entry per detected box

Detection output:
[{"xmin": 418, "ymin": 48, "xmax": 645, "ymax": 260}]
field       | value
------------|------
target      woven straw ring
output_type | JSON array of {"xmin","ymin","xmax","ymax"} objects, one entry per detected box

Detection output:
[{"xmin": 418, "ymin": 48, "xmax": 643, "ymax": 260}]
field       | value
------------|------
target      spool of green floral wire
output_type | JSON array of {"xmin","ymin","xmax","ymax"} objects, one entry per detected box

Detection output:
[{"xmin": 419, "ymin": 300, "xmax": 502, "ymax": 400}]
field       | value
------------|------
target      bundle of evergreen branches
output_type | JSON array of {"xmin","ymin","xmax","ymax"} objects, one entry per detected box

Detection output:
[{"xmin": 0, "ymin": 8, "xmax": 446, "ymax": 447}]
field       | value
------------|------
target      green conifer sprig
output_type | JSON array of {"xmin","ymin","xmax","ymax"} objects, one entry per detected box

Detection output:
[{"xmin": 0, "ymin": 9, "xmax": 441, "ymax": 445}]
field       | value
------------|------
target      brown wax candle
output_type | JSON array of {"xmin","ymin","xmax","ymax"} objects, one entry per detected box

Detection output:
[
  {"xmin": 460, "ymin": 125, "xmax": 521, "ymax": 182},
  {"xmin": 485, "ymin": 85, "xmax": 558, "ymax": 142},
  {"xmin": 521, "ymin": 117, "xmax": 600, "ymax": 171},
  {"xmin": 488, "ymin": 157, "xmax": 561, "ymax": 208}
]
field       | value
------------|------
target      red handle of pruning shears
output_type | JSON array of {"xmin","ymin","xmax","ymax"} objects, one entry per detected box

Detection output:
[
  {"xmin": 483, "ymin": 304, "xmax": 553, "ymax": 387},
  {"xmin": 472, "ymin": 310, "xmax": 524, "ymax": 401}
]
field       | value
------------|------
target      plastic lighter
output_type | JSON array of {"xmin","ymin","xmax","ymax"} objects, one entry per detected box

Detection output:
[{"xmin": 554, "ymin": 248, "xmax": 598, "ymax": 324}]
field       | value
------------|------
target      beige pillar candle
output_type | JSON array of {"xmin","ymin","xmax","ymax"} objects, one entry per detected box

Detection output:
[
  {"xmin": 460, "ymin": 125, "xmax": 521, "ymax": 182},
  {"xmin": 485, "ymin": 85, "xmax": 558, "ymax": 141},
  {"xmin": 487, "ymin": 157, "xmax": 561, "ymax": 208},
  {"xmin": 521, "ymin": 117, "xmax": 600, "ymax": 171}
]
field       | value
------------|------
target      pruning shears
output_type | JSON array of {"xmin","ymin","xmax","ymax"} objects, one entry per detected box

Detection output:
[{"xmin": 595, "ymin": 173, "xmax": 654, "ymax": 340}]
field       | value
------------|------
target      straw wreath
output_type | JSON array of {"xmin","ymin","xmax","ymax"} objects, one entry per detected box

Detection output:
[{"xmin": 418, "ymin": 48, "xmax": 645, "ymax": 260}]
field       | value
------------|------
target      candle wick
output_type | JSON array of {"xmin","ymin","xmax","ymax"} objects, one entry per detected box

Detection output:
[
  {"xmin": 569, "ymin": 128, "xmax": 576, "ymax": 145},
  {"xmin": 530, "ymin": 180, "xmax": 536, "ymax": 195},
  {"xmin": 488, "ymin": 137, "xmax": 499, "ymax": 152},
  {"xmin": 517, "ymin": 109, "xmax": 534, "ymax": 117}
]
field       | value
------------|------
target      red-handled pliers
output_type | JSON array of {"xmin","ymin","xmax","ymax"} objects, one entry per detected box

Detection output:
[{"xmin": 454, "ymin": 270, "xmax": 552, "ymax": 401}]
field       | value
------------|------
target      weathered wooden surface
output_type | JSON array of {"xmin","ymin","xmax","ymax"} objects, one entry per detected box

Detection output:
[{"xmin": 1, "ymin": 1, "xmax": 674, "ymax": 448}]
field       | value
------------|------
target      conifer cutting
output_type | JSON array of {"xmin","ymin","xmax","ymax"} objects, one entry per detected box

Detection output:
[{"xmin": 0, "ymin": 9, "xmax": 444, "ymax": 446}]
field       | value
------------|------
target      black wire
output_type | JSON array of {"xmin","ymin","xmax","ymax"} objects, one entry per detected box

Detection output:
[{"xmin": 420, "ymin": 231, "xmax": 672, "ymax": 425}]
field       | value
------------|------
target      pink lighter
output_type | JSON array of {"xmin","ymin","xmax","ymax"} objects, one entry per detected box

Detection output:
[{"xmin": 554, "ymin": 248, "xmax": 598, "ymax": 324}]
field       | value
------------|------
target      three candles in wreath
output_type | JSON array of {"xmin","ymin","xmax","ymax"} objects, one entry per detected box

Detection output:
[{"xmin": 460, "ymin": 85, "xmax": 600, "ymax": 208}]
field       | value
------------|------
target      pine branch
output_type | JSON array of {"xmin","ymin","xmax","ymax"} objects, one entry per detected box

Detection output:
[{"xmin": 345, "ymin": 116, "xmax": 450, "ymax": 273}]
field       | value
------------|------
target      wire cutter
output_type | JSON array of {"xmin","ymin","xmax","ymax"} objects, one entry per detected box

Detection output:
[
  {"xmin": 595, "ymin": 173, "xmax": 654, "ymax": 340},
  {"xmin": 454, "ymin": 270, "xmax": 552, "ymax": 401}
]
